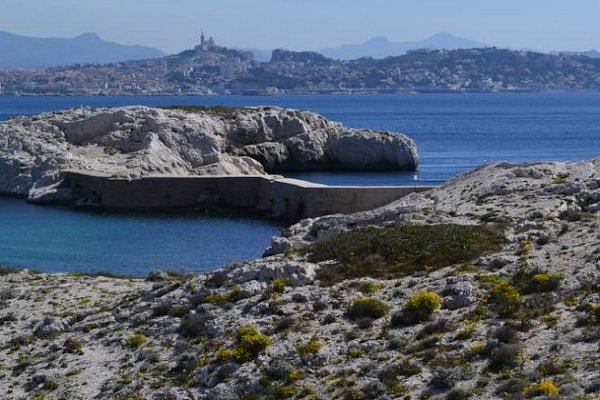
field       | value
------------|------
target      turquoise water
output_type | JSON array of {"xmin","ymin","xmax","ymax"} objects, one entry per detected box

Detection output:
[
  {"xmin": 0, "ymin": 197, "xmax": 281, "ymax": 275},
  {"xmin": 0, "ymin": 93, "xmax": 599, "ymax": 274}
]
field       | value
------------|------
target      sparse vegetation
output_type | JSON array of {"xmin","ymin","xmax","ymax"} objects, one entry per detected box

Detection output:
[
  {"xmin": 524, "ymin": 380, "xmax": 559, "ymax": 397},
  {"xmin": 391, "ymin": 291, "xmax": 441, "ymax": 326},
  {"xmin": 217, "ymin": 326, "xmax": 271, "ymax": 363},
  {"xmin": 305, "ymin": 224, "xmax": 504, "ymax": 284},
  {"xmin": 125, "ymin": 333, "xmax": 148, "ymax": 349},
  {"xmin": 487, "ymin": 280, "xmax": 521, "ymax": 316},
  {"xmin": 296, "ymin": 336, "xmax": 323, "ymax": 357},
  {"xmin": 347, "ymin": 297, "xmax": 389, "ymax": 321}
]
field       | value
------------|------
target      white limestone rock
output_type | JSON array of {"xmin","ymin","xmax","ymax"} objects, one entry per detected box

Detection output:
[{"xmin": 0, "ymin": 106, "xmax": 419, "ymax": 203}]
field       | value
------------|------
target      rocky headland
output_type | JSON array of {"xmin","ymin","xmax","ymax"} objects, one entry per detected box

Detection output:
[
  {"xmin": 0, "ymin": 105, "xmax": 418, "ymax": 203},
  {"xmin": 1, "ymin": 157, "xmax": 599, "ymax": 399}
]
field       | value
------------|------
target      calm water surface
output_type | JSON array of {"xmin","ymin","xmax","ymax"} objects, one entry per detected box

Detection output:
[
  {"xmin": 0, "ymin": 197, "xmax": 281, "ymax": 275},
  {"xmin": 0, "ymin": 93, "xmax": 599, "ymax": 274}
]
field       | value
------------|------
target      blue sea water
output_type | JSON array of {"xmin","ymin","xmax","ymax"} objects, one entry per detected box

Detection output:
[
  {"xmin": 0, "ymin": 197, "xmax": 282, "ymax": 275},
  {"xmin": 0, "ymin": 93, "xmax": 599, "ymax": 274}
]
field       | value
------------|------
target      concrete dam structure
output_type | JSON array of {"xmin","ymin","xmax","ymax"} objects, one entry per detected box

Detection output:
[{"xmin": 65, "ymin": 171, "xmax": 434, "ymax": 222}]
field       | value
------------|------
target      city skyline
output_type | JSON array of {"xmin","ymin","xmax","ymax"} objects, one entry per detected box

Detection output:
[{"xmin": 1, "ymin": 0, "xmax": 600, "ymax": 54}]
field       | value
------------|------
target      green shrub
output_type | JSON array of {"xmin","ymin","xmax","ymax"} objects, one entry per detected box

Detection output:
[
  {"xmin": 358, "ymin": 281, "xmax": 384, "ymax": 295},
  {"xmin": 512, "ymin": 268, "xmax": 563, "ymax": 294},
  {"xmin": 589, "ymin": 302, "xmax": 600, "ymax": 324},
  {"xmin": 63, "ymin": 338, "xmax": 84, "ymax": 355},
  {"xmin": 125, "ymin": 333, "xmax": 148, "ymax": 349},
  {"xmin": 161, "ymin": 105, "xmax": 249, "ymax": 117},
  {"xmin": 488, "ymin": 281, "xmax": 521, "ymax": 316},
  {"xmin": 406, "ymin": 291, "xmax": 442, "ymax": 314},
  {"xmin": 391, "ymin": 291, "xmax": 441, "ymax": 326},
  {"xmin": 551, "ymin": 173, "xmax": 570, "ymax": 184},
  {"xmin": 179, "ymin": 315, "xmax": 207, "ymax": 338},
  {"xmin": 304, "ymin": 224, "xmax": 504, "ymax": 284},
  {"xmin": 524, "ymin": 380, "xmax": 559, "ymax": 397},
  {"xmin": 487, "ymin": 343, "xmax": 523, "ymax": 372},
  {"xmin": 347, "ymin": 298, "xmax": 389, "ymax": 321},
  {"xmin": 217, "ymin": 326, "xmax": 271, "ymax": 363},
  {"xmin": 202, "ymin": 286, "xmax": 242, "ymax": 307},
  {"xmin": 269, "ymin": 278, "xmax": 288, "ymax": 297},
  {"xmin": 536, "ymin": 356, "xmax": 575, "ymax": 376},
  {"xmin": 296, "ymin": 337, "xmax": 323, "ymax": 357}
]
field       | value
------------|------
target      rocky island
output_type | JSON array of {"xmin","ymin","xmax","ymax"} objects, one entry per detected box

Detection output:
[
  {"xmin": 0, "ymin": 106, "xmax": 418, "ymax": 204},
  {"xmin": 0, "ymin": 155, "xmax": 599, "ymax": 399}
]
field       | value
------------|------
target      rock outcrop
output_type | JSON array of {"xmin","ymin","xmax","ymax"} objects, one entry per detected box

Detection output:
[{"xmin": 0, "ymin": 106, "xmax": 419, "ymax": 202}]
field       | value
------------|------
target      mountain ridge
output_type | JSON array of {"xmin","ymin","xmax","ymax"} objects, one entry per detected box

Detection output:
[
  {"xmin": 0, "ymin": 31, "xmax": 166, "ymax": 70},
  {"xmin": 320, "ymin": 32, "xmax": 489, "ymax": 60}
]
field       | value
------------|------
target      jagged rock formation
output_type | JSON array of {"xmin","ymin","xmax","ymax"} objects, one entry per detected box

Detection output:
[
  {"xmin": 0, "ymin": 106, "xmax": 419, "ymax": 203},
  {"xmin": 1, "ymin": 158, "xmax": 599, "ymax": 399}
]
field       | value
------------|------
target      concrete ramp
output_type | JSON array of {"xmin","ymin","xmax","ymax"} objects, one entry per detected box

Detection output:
[{"xmin": 65, "ymin": 171, "xmax": 434, "ymax": 221}]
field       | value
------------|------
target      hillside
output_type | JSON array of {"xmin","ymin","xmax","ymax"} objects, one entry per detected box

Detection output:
[
  {"xmin": 0, "ymin": 31, "xmax": 165, "ymax": 70},
  {"xmin": 2, "ymin": 45, "xmax": 600, "ymax": 94},
  {"xmin": 1, "ymin": 157, "xmax": 599, "ymax": 399}
]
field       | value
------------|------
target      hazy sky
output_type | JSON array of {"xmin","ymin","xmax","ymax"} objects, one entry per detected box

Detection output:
[{"xmin": 1, "ymin": 0, "xmax": 599, "ymax": 54}]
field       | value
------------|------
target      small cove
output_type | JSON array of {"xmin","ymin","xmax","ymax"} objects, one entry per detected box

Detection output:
[
  {"xmin": 1, "ymin": 92, "xmax": 599, "ymax": 274},
  {"xmin": 0, "ymin": 197, "xmax": 282, "ymax": 276}
]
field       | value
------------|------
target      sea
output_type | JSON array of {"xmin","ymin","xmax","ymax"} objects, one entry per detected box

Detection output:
[{"xmin": 1, "ymin": 93, "xmax": 599, "ymax": 275}]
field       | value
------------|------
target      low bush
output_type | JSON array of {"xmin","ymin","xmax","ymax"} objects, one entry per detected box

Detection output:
[
  {"xmin": 536, "ymin": 356, "xmax": 575, "ymax": 377},
  {"xmin": 496, "ymin": 378, "xmax": 528, "ymax": 397},
  {"xmin": 589, "ymin": 302, "xmax": 600, "ymax": 324},
  {"xmin": 494, "ymin": 325, "xmax": 519, "ymax": 344},
  {"xmin": 347, "ymin": 297, "xmax": 389, "ymax": 321},
  {"xmin": 217, "ymin": 326, "xmax": 271, "ymax": 363},
  {"xmin": 378, "ymin": 362, "xmax": 417, "ymax": 395},
  {"xmin": 125, "ymin": 333, "xmax": 148, "ymax": 349},
  {"xmin": 487, "ymin": 343, "xmax": 523, "ymax": 372},
  {"xmin": 512, "ymin": 268, "xmax": 563, "ymax": 294},
  {"xmin": 487, "ymin": 281, "xmax": 521, "ymax": 316},
  {"xmin": 358, "ymin": 281, "xmax": 384, "ymax": 295},
  {"xmin": 430, "ymin": 366, "xmax": 475, "ymax": 390},
  {"xmin": 524, "ymin": 380, "xmax": 559, "ymax": 397},
  {"xmin": 64, "ymin": 338, "xmax": 84, "ymax": 354},
  {"xmin": 265, "ymin": 359, "xmax": 296, "ymax": 383},
  {"xmin": 268, "ymin": 278, "xmax": 288, "ymax": 297},
  {"xmin": 296, "ymin": 336, "xmax": 323, "ymax": 357},
  {"xmin": 178, "ymin": 314, "xmax": 207, "ymax": 338},
  {"xmin": 391, "ymin": 291, "xmax": 441, "ymax": 326},
  {"xmin": 202, "ymin": 286, "xmax": 242, "ymax": 307},
  {"xmin": 304, "ymin": 224, "xmax": 504, "ymax": 284}
]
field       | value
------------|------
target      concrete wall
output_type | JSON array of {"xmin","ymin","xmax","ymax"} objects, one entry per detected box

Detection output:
[{"xmin": 65, "ymin": 171, "xmax": 434, "ymax": 221}]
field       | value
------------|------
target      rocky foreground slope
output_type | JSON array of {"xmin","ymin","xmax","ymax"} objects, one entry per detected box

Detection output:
[
  {"xmin": 1, "ymin": 158, "xmax": 600, "ymax": 400},
  {"xmin": 0, "ymin": 106, "xmax": 418, "ymax": 203}
]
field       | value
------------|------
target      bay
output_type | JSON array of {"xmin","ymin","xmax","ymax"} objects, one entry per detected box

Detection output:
[{"xmin": 0, "ymin": 92, "xmax": 599, "ymax": 274}]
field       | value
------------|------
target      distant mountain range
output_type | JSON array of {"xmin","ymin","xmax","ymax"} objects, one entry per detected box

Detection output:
[
  {"xmin": 319, "ymin": 32, "xmax": 489, "ymax": 60},
  {"xmin": 0, "ymin": 31, "xmax": 166, "ymax": 70}
]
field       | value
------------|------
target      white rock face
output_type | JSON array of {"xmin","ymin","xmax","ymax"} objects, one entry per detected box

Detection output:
[
  {"xmin": 0, "ymin": 106, "xmax": 419, "ymax": 203},
  {"xmin": 276, "ymin": 157, "xmax": 600, "ymax": 250}
]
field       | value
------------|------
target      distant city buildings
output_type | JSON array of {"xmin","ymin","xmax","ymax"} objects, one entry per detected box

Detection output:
[{"xmin": 1, "ymin": 43, "xmax": 600, "ymax": 96}]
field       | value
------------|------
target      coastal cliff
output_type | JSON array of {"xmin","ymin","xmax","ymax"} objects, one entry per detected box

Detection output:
[
  {"xmin": 0, "ymin": 106, "xmax": 418, "ymax": 203},
  {"xmin": 1, "ymin": 157, "xmax": 599, "ymax": 399}
]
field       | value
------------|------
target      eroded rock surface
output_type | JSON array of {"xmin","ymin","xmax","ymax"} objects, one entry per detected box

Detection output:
[{"xmin": 0, "ymin": 106, "xmax": 419, "ymax": 203}]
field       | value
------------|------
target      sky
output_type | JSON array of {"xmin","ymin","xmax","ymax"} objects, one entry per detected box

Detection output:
[{"xmin": 1, "ymin": 0, "xmax": 600, "ymax": 54}]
